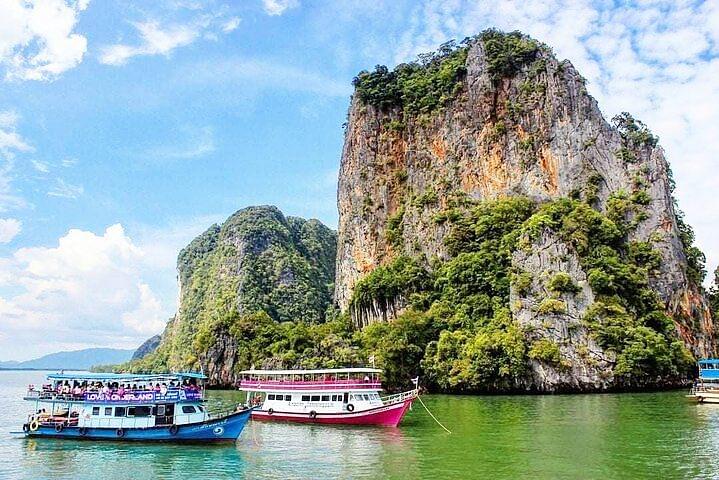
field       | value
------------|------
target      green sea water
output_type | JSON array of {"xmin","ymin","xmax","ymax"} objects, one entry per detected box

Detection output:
[{"xmin": 1, "ymin": 370, "xmax": 718, "ymax": 479}]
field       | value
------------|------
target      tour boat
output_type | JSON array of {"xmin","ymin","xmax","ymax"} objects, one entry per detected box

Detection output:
[
  {"xmin": 238, "ymin": 368, "xmax": 418, "ymax": 426},
  {"xmin": 687, "ymin": 360, "xmax": 719, "ymax": 403},
  {"xmin": 21, "ymin": 372, "xmax": 253, "ymax": 442},
  {"xmin": 688, "ymin": 359, "xmax": 719, "ymax": 403}
]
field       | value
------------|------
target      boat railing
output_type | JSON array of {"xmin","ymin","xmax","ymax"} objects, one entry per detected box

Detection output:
[
  {"xmin": 240, "ymin": 380, "xmax": 382, "ymax": 390},
  {"xmin": 381, "ymin": 388, "xmax": 418, "ymax": 406}
]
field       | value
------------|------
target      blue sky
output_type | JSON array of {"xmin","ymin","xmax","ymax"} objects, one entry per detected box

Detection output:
[{"xmin": 1, "ymin": 0, "xmax": 718, "ymax": 360}]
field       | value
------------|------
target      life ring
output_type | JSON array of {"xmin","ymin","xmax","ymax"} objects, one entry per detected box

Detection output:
[
  {"xmin": 79, "ymin": 427, "xmax": 88, "ymax": 436},
  {"xmin": 55, "ymin": 423, "xmax": 64, "ymax": 433},
  {"xmin": 169, "ymin": 424, "xmax": 179, "ymax": 436},
  {"xmin": 309, "ymin": 410, "xmax": 317, "ymax": 419},
  {"xmin": 116, "ymin": 428, "xmax": 125, "ymax": 437},
  {"xmin": 267, "ymin": 408, "xmax": 274, "ymax": 415},
  {"xmin": 22, "ymin": 423, "xmax": 29, "ymax": 433},
  {"xmin": 29, "ymin": 420, "xmax": 39, "ymax": 431},
  {"xmin": 346, "ymin": 403, "xmax": 355, "ymax": 412}
]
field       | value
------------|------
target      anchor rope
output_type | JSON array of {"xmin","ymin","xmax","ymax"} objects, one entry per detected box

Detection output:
[{"xmin": 417, "ymin": 395, "xmax": 451, "ymax": 434}]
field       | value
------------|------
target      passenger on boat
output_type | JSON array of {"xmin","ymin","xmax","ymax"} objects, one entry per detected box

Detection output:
[
  {"xmin": 118, "ymin": 385, "xmax": 125, "ymax": 397},
  {"xmin": 160, "ymin": 383, "xmax": 168, "ymax": 395},
  {"xmin": 102, "ymin": 384, "xmax": 110, "ymax": 395}
]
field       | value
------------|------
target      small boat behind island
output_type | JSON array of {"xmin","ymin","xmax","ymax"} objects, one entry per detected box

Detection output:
[
  {"xmin": 687, "ymin": 360, "xmax": 719, "ymax": 403},
  {"xmin": 21, "ymin": 372, "xmax": 253, "ymax": 442},
  {"xmin": 238, "ymin": 368, "xmax": 418, "ymax": 426}
]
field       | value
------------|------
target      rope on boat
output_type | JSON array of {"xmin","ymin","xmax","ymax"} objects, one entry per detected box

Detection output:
[{"xmin": 417, "ymin": 395, "xmax": 451, "ymax": 434}]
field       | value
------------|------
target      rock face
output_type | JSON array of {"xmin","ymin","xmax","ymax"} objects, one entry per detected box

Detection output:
[
  {"xmin": 145, "ymin": 206, "xmax": 337, "ymax": 386},
  {"xmin": 335, "ymin": 32, "xmax": 715, "ymax": 387},
  {"xmin": 131, "ymin": 334, "xmax": 161, "ymax": 361}
]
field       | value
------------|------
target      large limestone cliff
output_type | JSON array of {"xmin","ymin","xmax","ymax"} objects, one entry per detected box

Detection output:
[{"xmin": 335, "ymin": 31, "xmax": 715, "ymax": 388}]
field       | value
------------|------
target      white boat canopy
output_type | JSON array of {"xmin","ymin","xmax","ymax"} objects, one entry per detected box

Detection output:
[{"xmin": 239, "ymin": 368, "xmax": 382, "ymax": 376}]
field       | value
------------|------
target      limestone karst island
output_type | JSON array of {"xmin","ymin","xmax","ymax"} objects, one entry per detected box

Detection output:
[{"xmin": 3, "ymin": 3, "xmax": 719, "ymax": 479}]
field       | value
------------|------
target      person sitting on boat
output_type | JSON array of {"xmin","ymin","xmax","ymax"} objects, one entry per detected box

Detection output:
[
  {"xmin": 72, "ymin": 385, "xmax": 82, "ymax": 397},
  {"xmin": 160, "ymin": 383, "xmax": 168, "ymax": 395},
  {"xmin": 117, "ymin": 385, "xmax": 125, "ymax": 397},
  {"xmin": 101, "ymin": 384, "xmax": 110, "ymax": 396}
]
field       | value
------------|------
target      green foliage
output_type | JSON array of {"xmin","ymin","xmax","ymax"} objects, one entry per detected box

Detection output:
[
  {"xmin": 537, "ymin": 298, "xmax": 567, "ymax": 315},
  {"xmin": 386, "ymin": 206, "xmax": 405, "ymax": 248},
  {"xmin": 353, "ymin": 40, "xmax": 469, "ymax": 116},
  {"xmin": 528, "ymin": 339, "xmax": 562, "ymax": 366},
  {"xmin": 512, "ymin": 271, "xmax": 534, "ymax": 296},
  {"xmin": 547, "ymin": 272, "xmax": 580, "ymax": 294},
  {"xmin": 478, "ymin": 29, "xmax": 541, "ymax": 81},
  {"xmin": 612, "ymin": 112, "xmax": 659, "ymax": 148},
  {"xmin": 350, "ymin": 256, "xmax": 432, "ymax": 315}
]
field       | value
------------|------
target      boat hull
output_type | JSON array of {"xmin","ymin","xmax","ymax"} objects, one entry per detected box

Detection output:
[
  {"xmin": 251, "ymin": 398, "xmax": 414, "ymax": 427},
  {"xmin": 688, "ymin": 392, "xmax": 719, "ymax": 404},
  {"xmin": 23, "ymin": 409, "xmax": 253, "ymax": 443}
]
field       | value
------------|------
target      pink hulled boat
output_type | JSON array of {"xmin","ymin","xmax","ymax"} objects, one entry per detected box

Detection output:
[{"xmin": 238, "ymin": 368, "xmax": 417, "ymax": 427}]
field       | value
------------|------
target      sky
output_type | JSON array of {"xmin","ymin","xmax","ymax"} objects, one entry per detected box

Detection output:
[{"xmin": 0, "ymin": 0, "xmax": 717, "ymax": 361}]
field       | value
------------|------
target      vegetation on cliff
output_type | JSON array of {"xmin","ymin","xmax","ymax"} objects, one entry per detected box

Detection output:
[
  {"xmin": 350, "ymin": 196, "xmax": 694, "ymax": 391},
  {"xmin": 352, "ymin": 29, "xmax": 541, "ymax": 116}
]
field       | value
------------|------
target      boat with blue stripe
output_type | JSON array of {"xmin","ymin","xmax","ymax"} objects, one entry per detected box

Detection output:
[
  {"xmin": 687, "ymin": 360, "xmax": 719, "ymax": 403},
  {"xmin": 20, "ymin": 372, "xmax": 253, "ymax": 442}
]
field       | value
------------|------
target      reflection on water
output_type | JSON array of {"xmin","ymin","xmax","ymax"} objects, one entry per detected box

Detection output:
[{"xmin": 3, "ymin": 370, "xmax": 719, "ymax": 479}]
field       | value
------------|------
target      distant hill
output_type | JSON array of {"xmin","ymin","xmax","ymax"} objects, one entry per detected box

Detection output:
[{"xmin": 0, "ymin": 348, "xmax": 134, "ymax": 370}]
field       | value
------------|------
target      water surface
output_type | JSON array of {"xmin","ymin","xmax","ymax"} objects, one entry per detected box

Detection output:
[{"xmin": 1, "ymin": 370, "xmax": 717, "ymax": 479}]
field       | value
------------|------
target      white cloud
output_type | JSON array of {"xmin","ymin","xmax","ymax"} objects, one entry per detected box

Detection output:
[
  {"xmin": 47, "ymin": 178, "xmax": 83, "ymax": 198},
  {"xmin": 262, "ymin": 0, "xmax": 299, "ymax": 16},
  {"xmin": 31, "ymin": 159, "xmax": 50, "ymax": 173},
  {"xmin": 0, "ymin": 224, "xmax": 168, "ymax": 360},
  {"xmin": 0, "ymin": 0, "xmax": 89, "ymax": 81},
  {"xmin": 222, "ymin": 17, "xmax": 241, "ymax": 33},
  {"xmin": 0, "ymin": 218, "xmax": 21, "ymax": 243},
  {"xmin": 100, "ymin": 21, "xmax": 199, "ymax": 66},
  {"xmin": 61, "ymin": 157, "xmax": 78, "ymax": 167},
  {"xmin": 99, "ymin": 9, "xmax": 242, "ymax": 66},
  {"xmin": 0, "ymin": 110, "xmax": 32, "ymax": 158}
]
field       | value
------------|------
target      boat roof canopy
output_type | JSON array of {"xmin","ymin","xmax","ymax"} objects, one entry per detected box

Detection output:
[
  {"xmin": 239, "ymin": 368, "xmax": 382, "ymax": 375},
  {"xmin": 699, "ymin": 359, "xmax": 719, "ymax": 365},
  {"xmin": 46, "ymin": 372, "xmax": 207, "ymax": 382}
]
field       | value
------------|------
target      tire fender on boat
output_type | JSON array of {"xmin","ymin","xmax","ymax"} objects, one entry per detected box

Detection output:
[
  {"xmin": 309, "ymin": 410, "xmax": 317, "ymax": 419},
  {"xmin": 346, "ymin": 403, "xmax": 355, "ymax": 412},
  {"xmin": 116, "ymin": 428, "xmax": 125, "ymax": 437},
  {"xmin": 55, "ymin": 423, "xmax": 64, "ymax": 433},
  {"xmin": 169, "ymin": 424, "xmax": 179, "ymax": 436},
  {"xmin": 267, "ymin": 408, "xmax": 274, "ymax": 415},
  {"xmin": 29, "ymin": 420, "xmax": 39, "ymax": 431}
]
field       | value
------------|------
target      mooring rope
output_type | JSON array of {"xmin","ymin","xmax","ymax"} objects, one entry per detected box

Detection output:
[{"xmin": 417, "ymin": 395, "xmax": 451, "ymax": 434}]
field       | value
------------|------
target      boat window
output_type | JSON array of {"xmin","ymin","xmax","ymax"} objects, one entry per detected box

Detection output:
[
  {"xmin": 302, "ymin": 395, "xmax": 310, "ymax": 401},
  {"xmin": 284, "ymin": 395, "xmax": 292, "ymax": 401},
  {"xmin": 310, "ymin": 395, "xmax": 320, "ymax": 402},
  {"xmin": 268, "ymin": 394, "xmax": 275, "ymax": 400},
  {"xmin": 198, "ymin": 406, "xmax": 204, "ymax": 412},
  {"xmin": 331, "ymin": 395, "xmax": 337, "ymax": 401},
  {"xmin": 321, "ymin": 395, "xmax": 330, "ymax": 401},
  {"xmin": 92, "ymin": 407, "xmax": 100, "ymax": 416},
  {"xmin": 114, "ymin": 407, "xmax": 126, "ymax": 417},
  {"xmin": 157, "ymin": 405, "xmax": 166, "ymax": 416},
  {"xmin": 182, "ymin": 405, "xmax": 197, "ymax": 414},
  {"xmin": 127, "ymin": 406, "xmax": 152, "ymax": 417},
  {"xmin": 104, "ymin": 407, "xmax": 112, "ymax": 416}
]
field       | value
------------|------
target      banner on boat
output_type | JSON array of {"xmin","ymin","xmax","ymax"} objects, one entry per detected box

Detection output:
[{"xmin": 83, "ymin": 390, "xmax": 202, "ymax": 403}]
